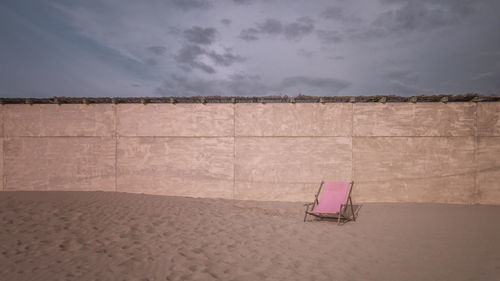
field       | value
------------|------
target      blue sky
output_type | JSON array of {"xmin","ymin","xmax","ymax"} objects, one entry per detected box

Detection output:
[{"xmin": 1, "ymin": 0, "xmax": 499, "ymax": 97}]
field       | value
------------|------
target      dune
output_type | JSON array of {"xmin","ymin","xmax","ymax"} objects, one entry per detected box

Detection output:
[{"xmin": 1, "ymin": 191, "xmax": 499, "ymax": 281}]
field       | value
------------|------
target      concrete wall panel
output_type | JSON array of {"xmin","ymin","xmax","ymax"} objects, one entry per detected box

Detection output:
[
  {"xmin": 234, "ymin": 182, "xmax": 321, "ymax": 202},
  {"xmin": 354, "ymin": 103, "xmax": 476, "ymax": 136},
  {"xmin": 235, "ymin": 137, "xmax": 352, "ymax": 184},
  {"xmin": 353, "ymin": 137, "xmax": 475, "ymax": 203},
  {"xmin": 352, "ymin": 176, "xmax": 474, "ymax": 204},
  {"xmin": 117, "ymin": 137, "xmax": 233, "ymax": 198},
  {"xmin": 117, "ymin": 104, "xmax": 234, "ymax": 136},
  {"xmin": 0, "ymin": 138, "xmax": 3, "ymax": 191},
  {"xmin": 4, "ymin": 137, "xmax": 115, "ymax": 191},
  {"xmin": 4, "ymin": 104, "xmax": 115, "ymax": 137},
  {"xmin": 235, "ymin": 103, "xmax": 352, "ymax": 136},
  {"xmin": 477, "ymin": 103, "xmax": 500, "ymax": 136},
  {"xmin": 476, "ymin": 137, "xmax": 500, "ymax": 204},
  {"xmin": 0, "ymin": 106, "xmax": 3, "ymax": 137}
]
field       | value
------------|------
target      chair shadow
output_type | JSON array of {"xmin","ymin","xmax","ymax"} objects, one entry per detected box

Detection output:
[{"xmin": 307, "ymin": 204, "xmax": 363, "ymax": 225}]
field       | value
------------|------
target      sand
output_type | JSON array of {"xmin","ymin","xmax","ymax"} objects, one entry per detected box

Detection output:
[{"xmin": 1, "ymin": 192, "xmax": 499, "ymax": 281}]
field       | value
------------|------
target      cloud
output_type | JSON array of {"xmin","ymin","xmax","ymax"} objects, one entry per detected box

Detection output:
[
  {"xmin": 175, "ymin": 44, "xmax": 215, "ymax": 74},
  {"xmin": 145, "ymin": 58, "xmax": 158, "ymax": 66},
  {"xmin": 239, "ymin": 28, "xmax": 259, "ymax": 41},
  {"xmin": 171, "ymin": 0, "xmax": 212, "ymax": 11},
  {"xmin": 283, "ymin": 17, "xmax": 315, "ymax": 40},
  {"xmin": 207, "ymin": 49, "xmax": 245, "ymax": 66},
  {"xmin": 221, "ymin": 19, "xmax": 231, "ymax": 25},
  {"xmin": 147, "ymin": 45, "xmax": 167, "ymax": 55},
  {"xmin": 184, "ymin": 26, "xmax": 217, "ymax": 45},
  {"xmin": 257, "ymin": 18, "xmax": 283, "ymax": 34},
  {"xmin": 374, "ymin": 1, "xmax": 477, "ymax": 33},
  {"xmin": 316, "ymin": 30, "xmax": 342, "ymax": 44},
  {"xmin": 297, "ymin": 49, "xmax": 313, "ymax": 58},
  {"xmin": 174, "ymin": 44, "xmax": 244, "ymax": 74},
  {"xmin": 239, "ymin": 17, "xmax": 315, "ymax": 41},
  {"xmin": 280, "ymin": 76, "xmax": 351, "ymax": 95},
  {"xmin": 321, "ymin": 7, "xmax": 343, "ymax": 20},
  {"xmin": 157, "ymin": 73, "xmax": 270, "ymax": 96},
  {"xmin": 321, "ymin": 6, "xmax": 361, "ymax": 24},
  {"xmin": 233, "ymin": 0, "xmax": 253, "ymax": 5}
]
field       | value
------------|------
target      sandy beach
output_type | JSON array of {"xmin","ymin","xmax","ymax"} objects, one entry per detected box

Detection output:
[{"xmin": 1, "ymin": 191, "xmax": 499, "ymax": 281}]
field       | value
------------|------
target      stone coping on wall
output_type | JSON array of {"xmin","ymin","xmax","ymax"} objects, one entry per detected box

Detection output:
[{"xmin": 1, "ymin": 94, "xmax": 499, "ymax": 104}]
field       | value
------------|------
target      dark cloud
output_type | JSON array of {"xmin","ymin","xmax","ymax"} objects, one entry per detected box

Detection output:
[
  {"xmin": 320, "ymin": 6, "xmax": 361, "ymax": 23},
  {"xmin": 175, "ymin": 45, "xmax": 244, "ymax": 74},
  {"xmin": 171, "ymin": 0, "xmax": 212, "ymax": 11},
  {"xmin": 221, "ymin": 19, "xmax": 231, "ymax": 25},
  {"xmin": 184, "ymin": 26, "xmax": 217, "ymax": 45},
  {"xmin": 280, "ymin": 76, "xmax": 351, "ymax": 95},
  {"xmin": 297, "ymin": 49, "xmax": 313, "ymax": 58},
  {"xmin": 239, "ymin": 28, "xmax": 259, "ymax": 41},
  {"xmin": 175, "ymin": 45, "xmax": 215, "ymax": 74},
  {"xmin": 347, "ymin": 26, "xmax": 388, "ymax": 41},
  {"xmin": 240, "ymin": 17, "xmax": 315, "ymax": 41},
  {"xmin": 257, "ymin": 19, "xmax": 283, "ymax": 34},
  {"xmin": 316, "ymin": 30, "xmax": 342, "ymax": 44},
  {"xmin": 340, "ymin": 0, "xmax": 481, "ymax": 43},
  {"xmin": 157, "ymin": 73, "xmax": 269, "ymax": 96},
  {"xmin": 207, "ymin": 49, "xmax": 245, "ymax": 66},
  {"xmin": 232, "ymin": 0, "xmax": 253, "ymax": 5},
  {"xmin": 284, "ymin": 17, "xmax": 314, "ymax": 40},
  {"xmin": 145, "ymin": 58, "xmax": 158, "ymax": 66},
  {"xmin": 147, "ymin": 45, "xmax": 167, "ymax": 55},
  {"xmin": 374, "ymin": 1, "xmax": 477, "ymax": 33},
  {"xmin": 321, "ymin": 7, "xmax": 343, "ymax": 19}
]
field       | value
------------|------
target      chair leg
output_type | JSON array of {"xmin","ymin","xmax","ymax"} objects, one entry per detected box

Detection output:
[
  {"xmin": 349, "ymin": 197, "xmax": 356, "ymax": 222},
  {"xmin": 337, "ymin": 204, "xmax": 343, "ymax": 225},
  {"xmin": 303, "ymin": 205, "xmax": 310, "ymax": 222}
]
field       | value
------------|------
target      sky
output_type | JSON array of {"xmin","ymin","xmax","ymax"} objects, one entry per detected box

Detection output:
[{"xmin": 1, "ymin": 0, "xmax": 500, "ymax": 98}]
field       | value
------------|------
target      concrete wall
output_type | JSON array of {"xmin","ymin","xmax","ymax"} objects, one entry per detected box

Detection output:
[{"xmin": 2, "ymin": 102, "xmax": 499, "ymax": 204}]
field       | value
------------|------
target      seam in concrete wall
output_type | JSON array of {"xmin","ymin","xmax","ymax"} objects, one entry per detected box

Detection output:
[
  {"xmin": 351, "ymin": 103, "xmax": 354, "ymax": 183},
  {"xmin": 1, "ymin": 105, "xmax": 4, "ymax": 137},
  {"xmin": 351, "ymin": 135, "xmax": 475, "ymax": 138},
  {"xmin": 1, "ymin": 105, "xmax": 3, "ymax": 191},
  {"xmin": 113, "ymin": 135, "xmax": 235, "ymax": 138},
  {"xmin": 473, "ymin": 102, "xmax": 479, "ymax": 204},
  {"xmin": 232, "ymin": 103, "xmax": 236, "ymax": 200},
  {"xmin": 114, "ymin": 104, "xmax": 118, "ymax": 193}
]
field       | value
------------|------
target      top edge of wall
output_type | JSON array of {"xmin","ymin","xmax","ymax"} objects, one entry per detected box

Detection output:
[{"xmin": 1, "ymin": 94, "xmax": 499, "ymax": 104}]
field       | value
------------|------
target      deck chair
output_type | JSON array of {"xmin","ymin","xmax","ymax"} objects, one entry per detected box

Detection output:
[{"xmin": 304, "ymin": 181, "xmax": 357, "ymax": 225}]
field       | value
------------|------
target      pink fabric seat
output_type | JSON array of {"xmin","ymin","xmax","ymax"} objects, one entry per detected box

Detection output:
[{"xmin": 308, "ymin": 181, "xmax": 351, "ymax": 214}]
